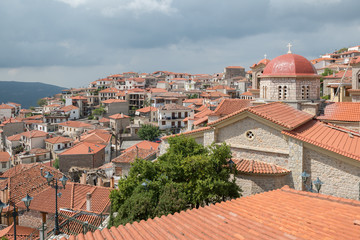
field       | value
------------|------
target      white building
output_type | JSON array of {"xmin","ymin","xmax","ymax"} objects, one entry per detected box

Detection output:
[{"xmin": 158, "ymin": 104, "xmax": 192, "ymax": 132}]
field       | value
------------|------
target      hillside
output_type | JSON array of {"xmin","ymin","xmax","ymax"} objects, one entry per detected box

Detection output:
[{"xmin": 0, "ymin": 81, "xmax": 65, "ymax": 109}]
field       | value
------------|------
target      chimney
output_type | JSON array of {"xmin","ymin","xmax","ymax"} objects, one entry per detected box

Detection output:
[
  {"xmin": 110, "ymin": 177, "xmax": 115, "ymax": 188},
  {"xmin": 86, "ymin": 193, "xmax": 92, "ymax": 211},
  {"xmin": 121, "ymin": 113, "xmax": 124, "ymax": 118},
  {"xmin": 97, "ymin": 177, "xmax": 103, "ymax": 187},
  {"xmin": 80, "ymin": 173, "xmax": 87, "ymax": 184}
]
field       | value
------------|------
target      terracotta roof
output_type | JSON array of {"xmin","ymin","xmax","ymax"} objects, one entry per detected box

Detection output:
[
  {"xmin": 60, "ymin": 105, "xmax": 79, "ymax": 112},
  {"xmin": 212, "ymin": 99, "xmax": 251, "ymax": 117},
  {"xmin": 226, "ymin": 65, "xmax": 244, "ymax": 68},
  {"xmin": 102, "ymin": 99, "xmax": 127, "ymax": 104},
  {"xmin": 147, "ymin": 88, "xmax": 168, "ymax": 93},
  {"xmin": 99, "ymin": 87, "xmax": 119, "ymax": 93},
  {"xmin": 0, "ymin": 224, "xmax": 39, "ymax": 240},
  {"xmin": 99, "ymin": 117, "xmax": 110, "ymax": 123},
  {"xmin": 283, "ymin": 120, "xmax": 360, "ymax": 161},
  {"xmin": 136, "ymin": 106, "xmax": 158, "ymax": 113},
  {"xmin": 317, "ymin": 102, "xmax": 360, "ymax": 122},
  {"xmin": 240, "ymin": 91, "xmax": 253, "ymax": 96},
  {"xmin": 80, "ymin": 130, "xmax": 112, "ymax": 144},
  {"xmin": 58, "ymin": 121, "xmax": 93, "ymax": 128},
  {"xmin": 209, "ymin": 102, "xmax": 314, "ymax": 130},
  {"xmin": 123, "ymin": 140, "xmax": 160, "ymax": 153},
  {"xmin": 0, "ymin": 104, "xmax": 14, "ymax": 109},
  {"xmin": 112, "ymin": 148, "xmax": 157, "ymax": 164},
  {"xmin": 162, "ymin": 126, "xmax": 212, "ymax": 140},
  {"xmin": 0, "ymin": 151, "xmax": 10, "ymax": 162},
  {"xmin": 24, "ymin": 115, "xmax": 43, "ymax": 120},
  {"xmin": 21, "ymin": 130, "xmax": 48, "ymax": 138},
  {"xmin": 323, "ymin": 70, "xmax": 352, "ymax": 81},
  {"xmin": 7, "ymin": 102, "xmax": 21, "ymax": 107},
  {"xmin": 182, "ymin": 98, "xmax": 204, "ymax": 104},
  {"xmin": 1, "ymin": 118, "xmax": 23, "ymax": 124},
  {"xmin": 18, "ymin": 182, "xmax": 111, "ymax": 214},
  {"xmin": 59, "ymin": 142, "xmax": 106, "ymax": 155},
  {"xmin": 62, "ymin": 185, "xmax": 360, "ymax": 240},
  {"xmin": 233, "ymin": 158, "xmax": 290, "ymax": 175},
  {"xmin": 207, "ymin": 85, "xmax": 235, "ymax": 91},
  {"xmin": 7, "ymin": 133, "xmax": 22, "ymax": 141},
  {"xmin": 158, "ymin": 104, "xmax": 190, "ymax": 111},
  {"xmin": 109, "ymin": 113, "xmax": 130, "ymax": 119},
  {"xmin": 71, "ymin": 96, "xmax": 87, "ymax": 100},
  {"xmin": 45, "ymin": 136, "xmax": 73, "ymax": 144},
  {"xmin": 200, "ymin": 92, "xmax": 230, "ymax": 98}
]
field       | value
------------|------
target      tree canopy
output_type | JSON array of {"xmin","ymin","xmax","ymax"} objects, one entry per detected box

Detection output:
[
  {"xmin": 137, "ymin": 124, "xmax": 160, "ymax": 141},
  {"xmin": 37, "ymin": 98, "xmax": 47, "ymax": 107},
  {"xmin": 109, "ymin": 135, "xmax": 241, "ymax": 227}
]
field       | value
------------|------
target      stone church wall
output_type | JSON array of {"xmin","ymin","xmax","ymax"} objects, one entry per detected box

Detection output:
[
  {"xmin": 303, "ymin": 147, "xmax": 360, "ymax": 200},
  {"xmin": 217, "ymin": 117, "xmax": 288, "ymax": 153}
]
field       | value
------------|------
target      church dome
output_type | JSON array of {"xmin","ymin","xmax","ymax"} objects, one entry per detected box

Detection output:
[{"xmin": 262, "ymin": 53, "xmax": 318, "ymax": 77}]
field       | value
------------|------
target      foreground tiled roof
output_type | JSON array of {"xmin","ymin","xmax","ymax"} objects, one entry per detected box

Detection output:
[
  {"xmin": 6, "ymin": 133, "xmax": 22, "ymax": 141},
  {"xmin": 209, "ymin": 102, "xmax": 314, "ymax": 130},
  {"xmin": 283, "ymin": 120, "xmax": 360, "ymax": 161},
  {"xmin": 62, "ymin": 186, "xmax": 360, "ymax": 240},
  {"xmin": 18, "ymin": 182, "xmax": 111, "ymax": 214},
  {"xmin": 233, "ymin": 158, "xmax": 290, "ymax": 175},
  {"xmin": 212, "ymin": 99, "xmax": 251, "ymax": 117},
  {"xmin": 317, "ymin": 102, "xmax": 360, "ymax": 122},
  {"xmin": 80, "ymin": 129, "xmax": 112, "ymax": 144},
  {"xmin": 60, "ymin": 105, "xmax": 79, "ymax": 112},
  {"xmin": 123, "ymin": 140, "xmax": 160, "ymax": 153},
  {"xmin": 20, "ymin": 130, "xmax": 48, "ymax": 138}
]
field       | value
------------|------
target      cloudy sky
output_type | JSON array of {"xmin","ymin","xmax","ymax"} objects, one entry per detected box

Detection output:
[{"xmin": 1, "ymin": 0, "xmax": 360, "ymax": 88}]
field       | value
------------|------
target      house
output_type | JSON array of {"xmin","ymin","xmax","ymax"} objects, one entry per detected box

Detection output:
[
  {"xmin": 223, "ymin": 66, "xmax": 245, "ymax": 80},
  {"xmin": 157, "ymin": 104, "xmax": 192, "ymax": 132},
  {"xmin": 60, "ymin": 105, "xmax": 80, "ymax": 120},
  {"xmin": 5, "ymin": 133, "xmax": 22, "ymax": 155},
  {"xmin": 135, "ymin": 106, "xmax": 158, "ymax": 124},
  {"xmin": 6, "ymin": 102, "xmax": 21, "ymax": 116},
  {"xmin": 79, "ymin": 129, "xmax": 112, "ymax": 163},
  {"xmin": 99, "ymin": 87, "xmax": 119, "ymax": 101},
  {"xmin": 0, "ymin": 104, "xmax": 15, "ymax": 120},
  {"xmin": 125, "ymin": 88, "xmax": 147, "ymax": 114},
  {"xmin": 20, "ymin": 130, "xmax": 48, "ymax": 151},
  {"xmin": 323, "ymin": 70, "xmax": 352, "ymax": 100},
  {"xmin": 58, "ymin": 142, "xmax": 106, "ymax": 172},
  {"xmin": 14, "ymin": 148, "xmax": 51, "ymax": 165},
  {"xmin": 58, "ymin": 121, "xmax": 94, "ymax": 138},
  {"xmin": 0, "ymin": 118, "xmax": 24, "ymax": 150},
  {"xmin": 45, "ymin": 136, "xmax": 74, "ymax": 159},
  {"xmin": 151, "ymin": 92, "xmax": 187, "ymax": 108},
  {"xmin": 0, "ymin": 152, "xmax": 11, "ymax": 172},
  {"xmin": 62, "ymin": 185, "xmax": 360, "ymax": 240},
  {"xmin": 161, "ymin": 102, "xmax": 360, "ymax": 200},
  {"xmin": 101, "ymin": 99, "xmax": 129, "ymax": 116},
  {"xmin": 109, "ymin": 113, "xmax": 131, "ymax": 135}
]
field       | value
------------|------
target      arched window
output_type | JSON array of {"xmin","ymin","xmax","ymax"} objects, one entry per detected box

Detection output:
[
  {"xmin": 306, "ymin": 86, "xmax": 310, "ymax": 99},
  {"xmin": 283, "ymin": 86, "xmax": 287, "ymax": 100},
  {"xmin": 301, "ymin": 86, "xmax": 305, "ymax": 100}
]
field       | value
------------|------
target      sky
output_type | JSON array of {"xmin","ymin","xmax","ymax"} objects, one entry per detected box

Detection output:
[{"xmin": 1, "ymin": 0, "xmax": 360, "ymax": 88}]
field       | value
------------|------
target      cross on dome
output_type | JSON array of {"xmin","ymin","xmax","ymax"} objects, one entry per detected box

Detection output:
[{"xmin": 287, "ymin": 43, "xmax": 293, "ymax": 54}]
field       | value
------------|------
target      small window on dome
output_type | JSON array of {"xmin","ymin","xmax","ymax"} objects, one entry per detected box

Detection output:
[
  {"xmin": 283, "ymin": 86, "xmax": 287, "ymax": 100},
  {"xmin": 278, "ymin": 86, "xmax": 282, "ymax": 100},
  {"xmin": 301, "ymin": 86, "xmax": 305, "ymax": 100},
  {"xmin": 306, "ymin": 86, "xmax": 310, "ymax": 99}
]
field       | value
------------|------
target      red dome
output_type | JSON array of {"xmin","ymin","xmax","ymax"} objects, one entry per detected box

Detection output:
[{"xmin": 262, "ymin": 53, "xmax": 318, "ymax": 77}]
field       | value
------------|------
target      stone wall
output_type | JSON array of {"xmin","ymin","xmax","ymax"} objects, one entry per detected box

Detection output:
[
  {"xmin": 203, "ymin": 129, "xmax": 215, "ymax": 146},
  {"xmin": 217, "ymin": 117, "xmax": 288, "ymax": 152},
  {"xmin": 235, "ymin": 174, "xmax": 289, "ymax": 197},
  {"xmin": 352, "ymin": 95, "xmax": 360, "ymax": 102},
  {"xmin": 303, "ymin": 147, "xmax": 360, "ymax": 200},
  {"xmin": 59, "ymin": 149, "xmax": 105, "ymax": 173}
]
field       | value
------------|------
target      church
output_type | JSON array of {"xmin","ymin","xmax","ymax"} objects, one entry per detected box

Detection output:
[{"xmin": 161, "ymin": 49, "xmax": 360, "ymax": 200}]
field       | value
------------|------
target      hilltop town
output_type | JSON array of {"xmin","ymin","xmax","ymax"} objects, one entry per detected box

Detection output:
[{"xmin": 0, "ymin": 44, "xmax": 360, "ymax": 239}]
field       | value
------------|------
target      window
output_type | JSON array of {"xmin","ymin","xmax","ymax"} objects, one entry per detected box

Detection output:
[
  {"xmin": 306, "ymin": 86, "xmax": 310, "ymax": 99},
  {"xmin": 301, "ymin": 86, "xmax": 305, "ymax": 99},
  {"xmin": 283, "ymin": 86, "xmax": 287, "ymax": 100},
  {"xmin": 185, "ymin": 112, "xmax": 188, "ymax": 118},
  {"xmin": 2, "ymin": 163, "xmax": 6, "ymax": 168},
  {"xmin": 245, "ymin": 131, "xmax": 255, "ymax": 140},
  {"xmin": 162, "ymin": 121, "xmax": 166, "ymax": 125}
]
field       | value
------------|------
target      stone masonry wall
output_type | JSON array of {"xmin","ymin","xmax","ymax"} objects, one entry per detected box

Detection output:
[
  {"xmin": 217, "ymin": 117, "xmax": 288, "ymax": 152},
  {"xmin": 235, "ymin": 174, "xmax": 290, "ymax": 197},
  {"xmin": 303, "ymin": 147, "xmax": 360, "ymax": 200},
  {"xmin": 203, "ymin": 129, "xmax": 215, "ymax": 146},
  {"xmin": 59, "ymin": 148, "xmax": 105, "ymax": 173}
]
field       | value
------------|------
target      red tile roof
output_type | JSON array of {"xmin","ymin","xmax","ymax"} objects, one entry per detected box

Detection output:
[
  {"xmin": 109, "ymin": 113, "xmax": 130, "ymax": 119},
  {"xmin": 162, "ymin": 126, "xmax": 212, "ymax": 140},
  {"xmin": 317, "ymin": 102, "xmax": 360, "ymax": 122},
  {"xmin": 99, "ymin": 117, "xmax": 110, "ymax": 123},
  {"xmin": 58, "ymin": 121, "xmax": 93, "ymax": 128},
  {"xmin": 60, "ymin": 105, "xmax": 79, "ymax": 112},
  {"xmin": 20, "ymin": 130, "xmax": 48, "ymax": 138},
  {"xmin": 112, "ymin": 148, "xmax": 157, "ymax": 164},
  {"xmin": 283, "ymin": 120, "xmax": 360, "ymax": 161},
  {"xmin": 158, "ymin": 104, "xmax": 190, "ymax": 111},
  {"xmin": 59, "ymin": 142, "xmax": 106, "ymax": 155},
  {"xmin": 62, "ymin": 185, "xmax": 360, "ymax": 240},
  {"xmin": 233, "ymin": 158, "xmax": 290, "ymax": 175},
  {"xmin": 123, "ymin": 141, "xmax": 160, "ymax": 153},
  {"xmin": 212, "ymin": 99, "xmax": 251, "ymax": 117},
  {"xmin": 0, "ymin": 224, "xmax": 39, "ymax": 240},
  {"xmin": 99, "ymin": 87, "xmax": 119, "ymax": 93},
  {"xmin": 80, "ymin": 130, "xmax": 112, "ymax": 144},
  {"xmin": 0, "ymin": 152, "xmax": 10, "ymax": 162},
  {"xmin": 102, "ymin": 99, "xmax": 127, "ymax": 104},
  {"xmin": 45, "ymin": 136, "xmax": 73, "ymax": 144},
  {"xmin": 6, "ymin": 133, "xmax": 22, "ymax": 141},
  {"xmin": 71, "ymin": 96, "xmax": 88, "ymax": 100},
  {"xmin": 226, "ymin": 65, "xmax": 244, "ymax": 69},
  {"xmin": 135, "ymin": 106, "xmax": 158, "ymax": 113},
  {"xmin": 0, "ymin": 104, "xmax": 14, "ymax": 109},
  {"xmin": 18, "ymin": 182, "xmax": 111, "ymax": 214},
  {"xmin": 208, "ymin": 102, "xmax": 314, "ymax": 130}
]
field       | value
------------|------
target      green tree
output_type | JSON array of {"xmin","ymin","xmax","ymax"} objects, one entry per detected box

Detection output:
[
  {"xmin": 109, "ymin": 135, "xmax": 240, "ymax": 227},
  {"xmin": 92, "ymin": 106, "xmax": 105, "ymax": 116},
  {"xmin": 322, "ymin": 68, "xmax": 334, "ymax": 77},
  {"xmin": 137, "ymin": 124, "xmax": 160, "ymax": 141},
  {"xmin": 53, "ymin": 158, "xmax": 59, "ymax": 169},
  {"xmin": 37, "ymin": 98, "xmax": 47, "ymax": 107}
]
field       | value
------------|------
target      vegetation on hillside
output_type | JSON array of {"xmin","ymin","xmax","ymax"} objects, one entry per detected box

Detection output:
[{"xmin": 137, "ymin": 124, "xmax": 160, "ymax": 141}]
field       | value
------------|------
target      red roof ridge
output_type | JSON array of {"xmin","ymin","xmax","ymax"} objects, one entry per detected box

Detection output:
[{"xmin": 162, "ymin": 126, "xmax": 212, "ymax": 140}]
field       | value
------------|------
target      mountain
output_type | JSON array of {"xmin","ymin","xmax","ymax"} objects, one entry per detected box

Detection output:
[{"xmin": 0, "ymin": 81, "xmax": 65, "ymax": 109}]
